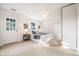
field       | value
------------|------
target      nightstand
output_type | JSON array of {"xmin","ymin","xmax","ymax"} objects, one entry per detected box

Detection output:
[{"xmin": 23, "ymin": 34, "xmax": 30, "ymax": 41}]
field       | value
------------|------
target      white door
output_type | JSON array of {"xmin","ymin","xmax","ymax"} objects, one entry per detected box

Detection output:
[
  {"xmin": 62, "ymin": 4, "xmax": 77, "ymax": 50},
  {"xmin": 0, "ymin": 22, "xmax": 2, "ymax": 46},
  {"xmin": 3, "ymin": 17, "xmax": 17, "ymax": 44}
]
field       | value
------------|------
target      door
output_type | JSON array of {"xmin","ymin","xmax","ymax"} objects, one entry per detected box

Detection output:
[
  {"xmin": 62, "ymin": 4, "xmax": 77, "ymax": 50},
  {"xmin": 0, "ymin": 20, "xmax": 2, "ymax": 46},
  {"xmin": 3, "ymin": 17, "xmax": 17, "ymax": 44}
]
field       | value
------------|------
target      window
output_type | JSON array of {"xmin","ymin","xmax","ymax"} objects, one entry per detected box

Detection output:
[{"xmin": 31, "ymin": 22, "xmax": 36, "ymax": 34}]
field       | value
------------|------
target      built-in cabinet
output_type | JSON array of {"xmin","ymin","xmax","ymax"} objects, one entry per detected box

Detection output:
[
  {"xmin": 77, "ymin": 4, "xmax": 79, "ymax": 54},
  {"xmin": 0, "ymin": 21, "xmax": 2, "ymax": 46},
  {"xmin": 62, "ymin": 4, "xmax": 77, "ymax": 50},
  {"xmin": 3, "ymin": 17, "xmax": 17, "ymax": 44},
  {"xmin": 0, "ymin": 7, "xmax": 18, "ymax": 47},
  {"xmin": 0, "ymin": 17, "xmax": 17, "ymax": 45},
  {"xmin": 62, "ymin": 4, "xmax": 79, "ymax": 53}
]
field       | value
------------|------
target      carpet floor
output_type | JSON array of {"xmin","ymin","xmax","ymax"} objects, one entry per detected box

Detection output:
[{"xmin": 0, "ymin": 40, "xmax": 78, "ymax": 56}]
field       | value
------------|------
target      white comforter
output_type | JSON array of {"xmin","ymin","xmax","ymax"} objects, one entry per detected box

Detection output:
[{"xmin": 31, "ymin": 33, "xmax": 53, "ymax": 44}]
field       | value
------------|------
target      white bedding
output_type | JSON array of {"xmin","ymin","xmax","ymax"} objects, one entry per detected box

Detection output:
[{"xmin": 31, "ymin": 33, "xmax": 53, "ymax": 44}]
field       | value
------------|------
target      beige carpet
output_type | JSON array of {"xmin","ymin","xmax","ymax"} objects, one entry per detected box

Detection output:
[
  {"xmin": 0, "ymin": 40, "xmax": 78, "ymax": 56},
  {"xmin": 18, "ymin": 46, "xmax": 77, "ymax": 56}
]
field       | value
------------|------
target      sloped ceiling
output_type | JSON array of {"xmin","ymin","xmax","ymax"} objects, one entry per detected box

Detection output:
[{"xmin": 0, "ymin": 3, "xmax": 69, "ymax": 20}]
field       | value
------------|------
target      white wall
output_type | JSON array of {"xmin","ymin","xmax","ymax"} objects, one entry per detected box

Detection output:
[
  {"xmin": 0, "ymin": 7, "xmax": 28, "ymax": 45},
  {"xmin": 41, "ymin": 8, "xmax": 61, "ymax": 40}
]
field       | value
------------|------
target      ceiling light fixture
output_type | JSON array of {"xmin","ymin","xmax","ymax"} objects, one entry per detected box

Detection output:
[{"xmin": 41, "ymin": 9, "xmax": 49, "ymax": 18}]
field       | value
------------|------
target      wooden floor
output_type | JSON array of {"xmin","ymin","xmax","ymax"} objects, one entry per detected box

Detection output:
[{"xmin": 0, "ymin": 40, "xmax": 78, "ymax": 56}]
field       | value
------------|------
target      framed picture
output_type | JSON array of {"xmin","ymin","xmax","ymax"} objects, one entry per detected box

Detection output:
[
  {"xmin": 24, "ymin": 24, "xmax": 28, "ymax": 29},
  {"xmin": 38, "ymin": 26, "xmax": 40, "ymax": 29}
]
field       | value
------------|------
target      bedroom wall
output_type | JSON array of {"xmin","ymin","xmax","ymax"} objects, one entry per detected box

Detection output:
[{"xmin": 41, "ymin": 8, "xmax": 61, "ymax": 40}]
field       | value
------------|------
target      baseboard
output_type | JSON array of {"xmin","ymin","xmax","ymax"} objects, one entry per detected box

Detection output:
[
  {"xmin": 2, "ymin": 40, "xmax": 23, "ymax": 47},
  {"xmin": 0, "ymin": 40, "xmax": 31, "ymax": 50}
]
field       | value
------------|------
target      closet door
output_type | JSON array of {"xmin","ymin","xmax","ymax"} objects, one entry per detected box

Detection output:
[
  {"xmin": 0, "ymin": 9, "xmax": 1, "ymax": 46},
  {"xmin": 62, "ymin": 4, "xmax": 77, "ymax": 50}
]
